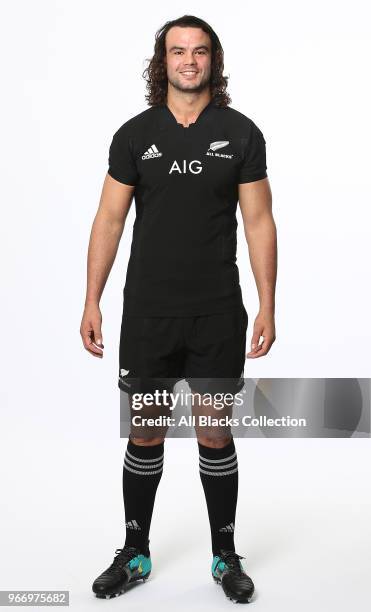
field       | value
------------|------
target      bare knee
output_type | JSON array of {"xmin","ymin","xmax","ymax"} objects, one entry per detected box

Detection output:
[
  {"xmin": 197, "ymin": 435, "xmax": 232, "ymax": 449},
  {"xmin": 130, "ymin": 436, "xmax": 165, "ymax": 446}
]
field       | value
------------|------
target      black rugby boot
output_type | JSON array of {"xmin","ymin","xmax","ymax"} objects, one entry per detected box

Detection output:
[
  {"xmin": 211, "ymin": 549, "xmax": 254, "ymax": 603},
  {"xmin": 92, "ymin": 543, "xmax": 151, "ymax": 599}
]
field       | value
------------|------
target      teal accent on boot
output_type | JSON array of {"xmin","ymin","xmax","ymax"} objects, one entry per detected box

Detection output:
[
  {"xmin": 212, "ymin": 554, "xmax": 244, "ymax": 579},
  {"xmin": 128, "ymin": 554, "xmax": 152, "ymax": 577},
  {"xmin": 211, "ymin": 556, "xmax": 226, "ymax": 578}
]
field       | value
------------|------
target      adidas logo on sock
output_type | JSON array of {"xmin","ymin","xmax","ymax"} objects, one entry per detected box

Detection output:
[
  {"xmin": 142, "ymin": 144, "xmax": 162, "ymax": 160},
  {"xmin": 125, "ymin": 519, "xmax": 142, "ymax": 530},
  {"xmin": 219, "ymin": 522, "xmax": 235, "ymax": 533}
]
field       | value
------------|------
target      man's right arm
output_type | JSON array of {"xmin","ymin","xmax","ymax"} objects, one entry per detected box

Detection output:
[{"xmin": 80, "ymin": 174, "xmax": 135, "ymax": 358}]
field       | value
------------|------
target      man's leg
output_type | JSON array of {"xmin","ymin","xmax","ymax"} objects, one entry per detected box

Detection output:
[
  {"xmin": 184, "ymin": 306, "xmax": 247, "ymax": 556},
  {"xmin": 197, "ymin": 433, "xmax": 238, "ymax": 555},
  {"xmin": 185, "ymin": 305, "xmax": 254, "ymax": 602},
  {"xmin": 194, "ymin": 403, "xmax": 254, "ymax": 604},
  {"xmin": 93, "ymin": 312, "xmax": 183, "ymax": 599},
  {"xmin": 119, "ymin": 314, "xmax": 183, "ymax": 553},
  {"xmin": 92, "ymin": 418, "xmax": 167, "ymax": 598},
  {"xmin": 194, "ymin": 413, "xmax": 238, "ymax": 557},
  {"xmin": 122, "ymin": 433, "xmax": 165, "ymax": 555}
]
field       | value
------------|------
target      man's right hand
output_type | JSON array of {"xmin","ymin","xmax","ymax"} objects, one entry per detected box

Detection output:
[{"xmin": 80, "ymin": 303, "xmax": 104, "ymax": 358}]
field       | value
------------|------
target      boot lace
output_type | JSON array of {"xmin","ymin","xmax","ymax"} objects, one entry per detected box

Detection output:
[
  {"xmin": 107, "ymin": 545, "xmax": 139, "ymax": 574},
  {"xmin": 219, "ymin": 550, "xmax": 245, "ymax": 575}
]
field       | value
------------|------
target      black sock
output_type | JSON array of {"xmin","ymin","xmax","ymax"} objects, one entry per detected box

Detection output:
[
  {"xmin": 122, "ymin": 436, "xmax": 164, "ymax": 555},
  {"xmin": 198, "ymin": 436, "xmax": 238, "ymax": 556}
]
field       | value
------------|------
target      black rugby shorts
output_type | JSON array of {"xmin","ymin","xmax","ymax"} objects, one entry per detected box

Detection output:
[{"xmin": 118, "ymin": 304, "xmax": 248, "ymax": 395}]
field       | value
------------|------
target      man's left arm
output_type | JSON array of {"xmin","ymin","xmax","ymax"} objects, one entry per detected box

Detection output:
[{"xmin": 238, "ymin": 177, "xmax": 277, "ymax": 358}]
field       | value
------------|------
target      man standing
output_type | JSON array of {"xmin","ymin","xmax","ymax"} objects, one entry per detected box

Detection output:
[{"xmin": 80, "ymin": 15, "xmax": 277, "ymax": 604}]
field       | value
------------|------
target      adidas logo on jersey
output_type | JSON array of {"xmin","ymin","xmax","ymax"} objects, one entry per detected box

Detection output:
[
  {"xmin": 125, "ymin": 520, "xmax": 141, "ymax": 530},
  {"xmin": 219, "ymin": 522, "xmax": 235, "ymax": 533},
  {"xmin": 142, "ymin": 144, "xmax": 162, "ymax": 160}
]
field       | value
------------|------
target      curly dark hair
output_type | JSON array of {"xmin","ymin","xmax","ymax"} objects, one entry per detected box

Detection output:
[{"xmin": 142, "ymin": 15, "xmax": 231, "ymax": 108}]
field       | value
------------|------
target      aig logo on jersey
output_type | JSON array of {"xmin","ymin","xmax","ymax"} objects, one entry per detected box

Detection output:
[
  {"xmin": 206, "ymin": 140, "xmax": 234, "ymax": 159},
  {"xmin": 169, "ymin": 160, "xmax": 202, "ymax": 174}
]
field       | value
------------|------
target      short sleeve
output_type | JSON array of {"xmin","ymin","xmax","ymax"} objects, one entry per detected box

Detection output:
[
  {"xmin": 107, "ymin": 126, "xmax": 138, "ymax": 186},
  {"xmin": 238, "ymin": 121, "xmax": 268, "ymax": 184}
]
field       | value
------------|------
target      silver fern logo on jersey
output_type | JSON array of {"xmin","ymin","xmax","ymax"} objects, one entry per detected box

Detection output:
[
  {"xmin": 206, "ymin": 141, "xmax": 233, "ymax": 159},
  {"xmin": 209, "ymin": 141, "xmax": 229, "ymax": 151}
]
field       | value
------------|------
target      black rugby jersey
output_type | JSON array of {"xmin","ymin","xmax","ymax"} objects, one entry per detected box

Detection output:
[{"xmin": 108, "ymin": 100, "xmax": 268, "ymax": 316}]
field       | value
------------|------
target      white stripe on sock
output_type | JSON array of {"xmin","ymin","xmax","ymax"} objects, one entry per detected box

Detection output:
[
  {"xmin": 199, "ymin": 458, "xmax": 237, "ymax": 471},
  {"xmin": 126, "ymin": 449, "xmax": 164, "ymax": 463},
  {"xmin": 124, "ymin": 463, "xmax": 164, "ymax": 476},
  {"xmin": 199, "ymin": 466, "xmax": 238, "ymax": 477},
  {"xmin": 125, "ymin": 456, "xmax": 164, "ymax": 471},
  {"xmin": 199, "ymin": 451, "xmax": 237, "ymax": 464}
]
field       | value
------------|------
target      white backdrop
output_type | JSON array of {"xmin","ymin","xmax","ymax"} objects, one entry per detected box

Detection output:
[{"xmin": 0, "ymin": 2, "xmax": 370, "ymax": 610}]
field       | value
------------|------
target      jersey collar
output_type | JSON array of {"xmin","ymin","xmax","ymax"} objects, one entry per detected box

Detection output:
[{"xmin": 157, "ymin": 99, "xmax": 216, "ymax": 131}]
